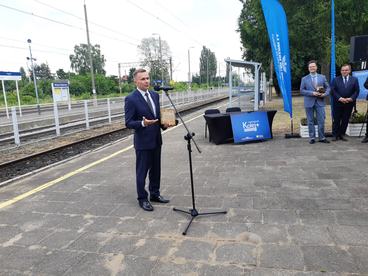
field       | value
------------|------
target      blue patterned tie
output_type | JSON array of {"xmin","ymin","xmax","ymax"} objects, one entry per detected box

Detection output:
[
  {"xmin": 312, "ymin": 76, "xmax": 317, "ymax": 88},
  {"xmin": 145, "ymin": 92, "xmax": 155, "ymax": 116}
]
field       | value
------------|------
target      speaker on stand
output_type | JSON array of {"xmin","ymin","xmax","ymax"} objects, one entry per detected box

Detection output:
[{"xmin": 349, "ymin": 35, "xmax": 368, "ymax": 70}]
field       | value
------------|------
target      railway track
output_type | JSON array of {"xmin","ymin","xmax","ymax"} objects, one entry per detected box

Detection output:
[
  {"xmin": 0, "ymin": 126, "xmax": 132, "ymax": 185},
  {"xmin": 0, "ymin": 112, "xmax": 124, "ymax": 148},
  {"xmin": 0, "ymin": 96, "xmax": 228, "ymax": 185}
]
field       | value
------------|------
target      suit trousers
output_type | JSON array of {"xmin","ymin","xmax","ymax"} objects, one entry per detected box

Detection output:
[
  {"xmin": 135, "ymin": 147, "xmax": 161, "ymax": 201},
  {"xmin": 332, "ymin": 102, "xmax": 354, "ymax": 137},
  {"xmin": 305, "ymin": 105, "xmax": 326, "ymax": 140}
]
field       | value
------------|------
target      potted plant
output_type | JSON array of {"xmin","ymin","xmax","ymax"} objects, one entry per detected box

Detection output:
[
  {"xmin": 300, "ymin": 118, "xmax": 318, "ymax": 138},
  {"xmin": 346, "ymin": 112, "xmax": 366, "ymax": 136}
]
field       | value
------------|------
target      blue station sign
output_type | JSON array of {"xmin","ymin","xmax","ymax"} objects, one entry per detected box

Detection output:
[{"xmin": 0, "ymin": 71, "xmax": 22, "ymax": 81}]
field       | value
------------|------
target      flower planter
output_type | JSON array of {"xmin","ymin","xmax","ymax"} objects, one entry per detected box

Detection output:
[
  {"xmin": 300, "ymin": 124, "xmax": 318, "ymax": 138},
  {"xmin": 346, "ymin": 123, "xmax": 365, "ymax": 136}
]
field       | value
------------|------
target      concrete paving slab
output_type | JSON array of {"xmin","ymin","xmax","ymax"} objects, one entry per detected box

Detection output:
[{"xmin": 0, "ymin": 105, "xmax": 368, "ymax": 275}]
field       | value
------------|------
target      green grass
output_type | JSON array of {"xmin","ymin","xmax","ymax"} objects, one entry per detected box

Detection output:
[{"xmin": 265, "ymin": 91, "xmax": 366, "ymax": 134}]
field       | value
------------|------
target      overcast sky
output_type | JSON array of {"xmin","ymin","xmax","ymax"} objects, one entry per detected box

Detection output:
[{"xmin": 0, "ymin": 0, "xmax": 243, "ymax": 81}]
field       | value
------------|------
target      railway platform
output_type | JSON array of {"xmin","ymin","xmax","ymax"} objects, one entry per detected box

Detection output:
[{"xmin": 0, "ymin": 102, "xmax": 368, "ymax": 275}]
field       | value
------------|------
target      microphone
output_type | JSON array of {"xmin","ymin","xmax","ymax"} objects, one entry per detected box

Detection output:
[{"xmin": 154, "ymin": 85, "xmax": 174, "ymax": 92}]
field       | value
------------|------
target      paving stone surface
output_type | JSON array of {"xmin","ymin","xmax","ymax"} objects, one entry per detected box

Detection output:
[{"xmin": 0, "ymin": 105, "xmax": 368, "ymax": 275}]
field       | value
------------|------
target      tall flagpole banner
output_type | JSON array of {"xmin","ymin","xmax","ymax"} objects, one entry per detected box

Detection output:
[
  {"xmin": 330, "ymin": 0, "xmax": 336, "ymax": 82},
  {"xmin": 261, "ymin": 0, "xmax": 292, "ymax": 118},
  {"xmin": 330, "ymin": 0, "xmax": 336, "ymax": 120}
]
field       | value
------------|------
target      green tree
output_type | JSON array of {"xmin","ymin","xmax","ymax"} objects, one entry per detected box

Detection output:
[
  {"xmin": 138, "ymin": 37, "xmax": 171, "ymax": 83},
  {"xmin": 69, "ymin": 44, "xmax": 106, "ymax": 75},
  {"xmin": 128, "ymin": 67, "xmax": 136, "ymax": 83},
  {"xmin": 238, "ymin": 0, "xmax": 368, "ymax": 89},
  {"xmin": 56, "ymin": 69, "xmax": 69, "ymax": 80},
  {"xmin": 19, "ymin": 67, "xmax": 27, "ymax": 82},
  {"xmin": 199, "ymin": 46, "xmax": 217, "ymax": 86},
  {"xmin": 30, "ymin": 63, "xmax": 53, "ymax": 80}
]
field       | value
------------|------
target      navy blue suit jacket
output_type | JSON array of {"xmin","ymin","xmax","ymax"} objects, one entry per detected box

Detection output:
[
  {"xmin": 124, "ymin": 90, "xmax": 163, "ymax": 150},
  {"xmin": 331, "ymin": 75, "xmax": 360, "ymax": 102}
]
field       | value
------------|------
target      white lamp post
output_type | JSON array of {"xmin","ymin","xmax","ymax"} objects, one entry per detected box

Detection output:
[
  {"xmin": 152, "ymin": 33, "xmax": 164, "ymax": 84},
  {"xmin": 27, "ymin": 39, "xmax": 41, "ymax": 115},
  {"xmin": 188, "ymin": 46, "xmax": 194, "ymax": 91}
]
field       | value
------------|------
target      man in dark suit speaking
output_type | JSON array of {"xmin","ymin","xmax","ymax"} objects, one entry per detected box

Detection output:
[
  {"xmin": 124, "ymin": 68, "xmax": 172, "ymax": 211},
  {"xmin": 331, "ymin": 64, "xmax": 360, "ymax": 141}
]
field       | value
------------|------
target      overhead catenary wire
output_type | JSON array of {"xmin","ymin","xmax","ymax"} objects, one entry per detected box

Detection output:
[
  {"xmin": 0, "ymin": 1, "xmax": 224, "ymax": 78},
  {"xmin": 0, "ymin": 3, "xmax": 84, "ymax": 30},
  {"xmin": 32, "ymin": 0, "xmax": 141, "ymax": 43},
  {"xmin": 0, "ymin": 3, "xmax": 138, "ymax": 47}
]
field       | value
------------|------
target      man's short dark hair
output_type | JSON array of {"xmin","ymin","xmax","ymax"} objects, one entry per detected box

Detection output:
[
  {"xmin": 341, "ymin": 63, "xmax": 351, "ymax": 70},
  {"xmin": 308, "ymin": 60, "xmax": 317, "ymax": 66},
  {"xmin": 133, "ymin": 68, "xmax": 147, "ymax": 79}
]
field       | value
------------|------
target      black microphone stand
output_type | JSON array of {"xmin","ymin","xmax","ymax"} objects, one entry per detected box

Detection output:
[
  {"xmin": 160, "ymin": 87, "xmax": 227, "ymax": 235},
  {"xmin": 359, "ymin": 100, "xmax": 368, "ymax": 137}
]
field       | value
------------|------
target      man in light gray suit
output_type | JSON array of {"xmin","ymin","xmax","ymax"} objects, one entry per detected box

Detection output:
[{"xmin": 300, "ymin": 60, "xmax": 330, "ymax": 144}]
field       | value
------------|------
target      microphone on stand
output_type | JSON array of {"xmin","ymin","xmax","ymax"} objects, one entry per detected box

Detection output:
[{"xmin": 154, "ymin": 85, "xmax": 174, "ymax": 92}]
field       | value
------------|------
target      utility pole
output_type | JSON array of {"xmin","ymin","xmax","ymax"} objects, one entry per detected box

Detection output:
[
  {"xmin": 269, "ymin": 57, "xmax": 273, "ymax": 101},
  {"xmin": 118, "ymin": 63, "xmax": 122, "ymax": 95},
  {"xmin": 188, "ymin": 47, "xmax": 194, "ymax": 91},
  {"xmin": 27, "ymin": 39, "xmax": 41, "ymax": 115},
  {"xmin": 152, "ymin": 33, "xmax": 163, "ymax": 84},
  {"xmin": 218, "ymin": 62, "xmax": 221, "ymax": 88},
  {"xmin": 206, "ymin": 51, "xmax": 209, "ymax": 89},
  {"xmin": 158, "ymin": 35, "xmax": 163, "ymax": 84},
  {"xmin": 84, "ymin": 1, "xmax": 97, "ymax": 102},
  {"xmin": 169, "ymin": 57, "xmax": 173, "ymax": 81}
]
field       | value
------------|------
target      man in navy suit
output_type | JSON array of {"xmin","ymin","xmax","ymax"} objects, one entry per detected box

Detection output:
[
  {"xmin": 124, "ymin": 69, "xmax": 172, "ymax": 211},
  {"xmin": 331, "ymin": 64, "xmax": 360, "ymax": 141},
  {"xmin": 300, "ymin": 60, "xmax": 331, "ymax": 144}
]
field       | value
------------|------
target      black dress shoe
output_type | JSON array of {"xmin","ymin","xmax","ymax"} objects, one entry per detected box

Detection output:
[
  {"xmin": 309, "ymin": 139, "xmax": 315, "ymax": 144},
  {"xmin": 362, "ymin": 136, "xmax": 368, "ymax": 143},
  {"xmin": 318, "ymin": 139, "xmax": 330, "ymax": 143},
  {"xmin": 339, "ymin": 136, "xmax": 348, "ymax": 141},
  {"xmin": 332, "ymin": 136, "xmax": 339, "ymax": 141},
  {"xmin": 139, "ymin": 200, "xmax": 154, "ymax": 211},
  {"xmin": 150, "ymin": 195, "xmax": 170, "ymax": 203}
]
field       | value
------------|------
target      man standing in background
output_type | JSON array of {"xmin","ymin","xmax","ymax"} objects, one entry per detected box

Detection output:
[
  {"xmin": 300, "ymin": 60, "xmax": 331, "ymax": 144},
  {"xmin": 331, "ymin": 64, "xmax": 360, "ymax": 141}
]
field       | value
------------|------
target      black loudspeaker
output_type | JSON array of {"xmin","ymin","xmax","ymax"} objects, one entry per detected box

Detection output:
[{"xmin": 349, "ymin": 35, "xmax": 368, "ymax": 62}]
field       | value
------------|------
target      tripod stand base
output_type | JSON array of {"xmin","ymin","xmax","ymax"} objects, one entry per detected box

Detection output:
[
  {"xmin": 173, "ymin": 207, "xmax": 227, "ymax": 235},
  {"xmin": 284, "ymin": 133, "xmax": 301, "ymax": 139}
]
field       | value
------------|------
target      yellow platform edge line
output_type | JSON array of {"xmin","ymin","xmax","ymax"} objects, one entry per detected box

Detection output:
[{"xmin": 0, "ymin": 107, "xmax": 222, "ymax": 210}]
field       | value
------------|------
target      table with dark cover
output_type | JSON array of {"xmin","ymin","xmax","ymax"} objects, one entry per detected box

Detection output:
[{"xmin": 203, "ymin": 110, "xmax": 277, "ymax": 145}]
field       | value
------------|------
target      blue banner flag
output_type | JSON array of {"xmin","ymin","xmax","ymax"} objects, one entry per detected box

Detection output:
[
  {"xmin": 330, "ymin": 0, "xmax": 336, "ymax": 119},
  {"xmin": 330, "ymin": 0, "xmax": 336, "ymax": 82},
  {"xmin": 261, "ymin": 0, "xmax": 292, "ymax": 118},
  {"xmin": 352, "ymin": 70, "xmax": 368, "ymax": 100}
]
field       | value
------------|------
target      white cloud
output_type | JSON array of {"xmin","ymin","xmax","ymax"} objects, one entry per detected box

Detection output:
[{"xmin": 0, "ymin": 0, "xmax": 243, "ymax": 81}]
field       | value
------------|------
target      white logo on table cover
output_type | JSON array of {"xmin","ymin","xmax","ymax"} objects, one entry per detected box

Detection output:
[{"xmin": 242, "ymin": 120, "xmax": 260, "ymax": 132}]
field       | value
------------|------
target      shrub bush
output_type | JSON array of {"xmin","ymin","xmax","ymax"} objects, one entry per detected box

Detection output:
[
  {"xmin": 300, "ymin": 118, "xmax": 318, "ymax": 125},
  {"xmin": 349, "ymin": 112, "xmax": 366, "ymax": 123}
]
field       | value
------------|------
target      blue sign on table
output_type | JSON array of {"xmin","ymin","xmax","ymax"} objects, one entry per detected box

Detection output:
[
  {"xmin": 352, "ymin": 70, "xmax": 368, "ymax": 100},
  {"xmin": 230, "ymin": 111, "xmax": 271, "ymax": 143}
]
